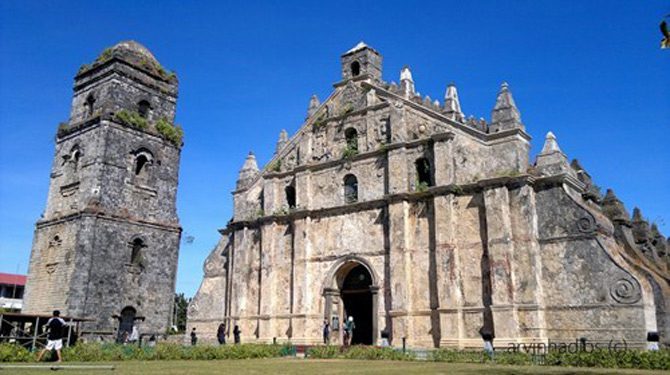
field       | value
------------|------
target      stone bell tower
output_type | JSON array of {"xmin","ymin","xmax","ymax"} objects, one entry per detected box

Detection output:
[{"xmin": 23, "ymin": 41, "xmax": 183, "ymax": 337}]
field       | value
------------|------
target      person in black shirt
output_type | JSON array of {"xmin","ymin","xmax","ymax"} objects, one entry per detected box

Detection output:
[
  {"xmin": 216, "ymin": 323, "xmax": 226, "ymax": 345},
  {"xmin": 190, "ymin": 327, "xmax": 197, "ymax": 346},
  {"xmin": 233, "ymin": 325, "xmax": 241, "ymax": 344},
  {"xmin": 37, "ymin": 310, "xmax": 67, "ymax": 362}
]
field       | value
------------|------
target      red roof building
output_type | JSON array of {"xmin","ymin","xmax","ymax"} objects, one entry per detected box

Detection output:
[
  {"xmin": 0, "ymin": 273, "xmax": 27, "ymax": 286},
  {"xmin": 0, "ymin": 272, "xmax": 26, "ymax": 310}
]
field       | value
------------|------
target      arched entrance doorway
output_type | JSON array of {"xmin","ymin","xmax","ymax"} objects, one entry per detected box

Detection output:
[
  {"xmin": 115, "ymin": 306, "xmax": 137, "ymax": 342},
  {"xmin": 323, "ymin": 258, "xmax": 379, "ymax": 346},
  {"xmin": 341, "ymin": 264, "xmax": 373, "ymax": 345}
]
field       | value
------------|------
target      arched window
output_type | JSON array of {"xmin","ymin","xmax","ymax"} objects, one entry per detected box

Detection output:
[
  {"xmin": 85, "ymin": 94, "xmax": 96, "ymax": 117},
  {"xmin": 71, "ymin": 147, "xmax": 81, "ymax": 171},
  {"xmin": 130, "ymin": 238, "xmax": 145, "ymax": 267},
  {"xmin": 345, "ymin": 128, "xmax": 358, "ymax": 152},
  {"xmin": 132, "ymin": 149, "xmax": 154, "ymax": 183},
  {"xmin": 415, "ymin": 157, "xmax": 433, "ymax": 187},
  {"xmin": 351, "ymin": 61, "xmax": 361, "ymax": 77},
  {"xmin": 285, "ymin": 185, "xmax": 296, "ymax": 209},
  {"xmin": 135, "ymin": 155, "xmax": 149, "ymax": 176},
  {"xmin": 344, "ymin": 174, "xmax": 358, "ymax": 203},
  {"xmin": 138, "ymin": 100, "xmax": 151, "ymax": 118}
]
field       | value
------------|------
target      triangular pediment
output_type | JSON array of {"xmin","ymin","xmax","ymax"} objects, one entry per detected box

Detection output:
[{"xmin": 259, "ymin": 80, "xmax": 382, "ymax": 176}]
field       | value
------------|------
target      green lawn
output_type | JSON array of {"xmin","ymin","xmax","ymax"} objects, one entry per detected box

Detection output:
[{"xmin": 1, "ymin": 359, "xmax": 668, "ymax": 375}]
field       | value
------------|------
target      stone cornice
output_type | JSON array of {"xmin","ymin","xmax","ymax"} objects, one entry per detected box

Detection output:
[
  {"xmin": 57, "ymin": 116, "xmax": 182, "ymax": 151},
  {"xmin": 223, "ymin": 174, "xmax": 538, "ymax": 234},
  {"xmin": 36, "ymin": 210, "xmax": 181, "ymax": 233},
  {"xmin": 250, "ymin": 131, "xmax": 455, "ymax": 184},
  {"xmin": 223, "ymin": 173, "xmax": 594, "ymax": 235},
  {"xmin": 533, "ymin": 173, "xmax": 586, "ymax": 192},
  {"xmin": 75, "ymin": 57, "xmax": 177, "ymax": 92}
]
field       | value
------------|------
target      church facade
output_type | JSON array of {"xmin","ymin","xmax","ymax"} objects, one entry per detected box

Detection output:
[
  {"xmin": 188, "ymin": 43, "xmax": 670, "ymax": 348},
  {"xmin": 23, "ymin": 41, "xmax": 183, "ymax": 338}
]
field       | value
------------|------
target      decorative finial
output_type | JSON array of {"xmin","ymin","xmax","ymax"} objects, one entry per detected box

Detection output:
[
  {"xmin": 236, "ymin": 151, "xmax": 260, "ymax": 190},
  {"xmin": 490, "ymin": 82, "xmax": 523, "ymax": 132},
  {"xmin": 275, "ymin": 129, "xmax": 289, "ymax": 155},
  {"xmin": 307, "ymin": 94, "xmax": 320, "ymax": 119},
  {"xmin": 443, "ymin": 82, "xmax": 463, "ymax": 120},
  {"xmin": 541, "ymin": 132, "xmax": 562, "ymax": 154},
  {"xmin": 400, "ymin": 66, "xmax": 415, "ymax": 97}
]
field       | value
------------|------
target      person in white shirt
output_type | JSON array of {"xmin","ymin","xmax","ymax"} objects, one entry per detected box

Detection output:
[{"xmin": 129, "ymin": 325, "xmax": 139, "ymax": 343}]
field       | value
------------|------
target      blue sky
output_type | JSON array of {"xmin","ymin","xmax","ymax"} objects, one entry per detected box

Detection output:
[{"xmin": 1, "ymin": 1, "xmax": 668, "ymax": 297}]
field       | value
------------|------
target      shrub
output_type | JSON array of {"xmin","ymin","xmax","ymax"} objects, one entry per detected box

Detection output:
[
  {"xmin": 430, "ymin": 349, "xmax": 483, "ymax": 363},
  {"xmin": 341, "ymin": 346, "xmax": 415, "ymax": 361},
  {"xmin": 0, "ymin": 343, "xmax": 32, "ymax": 362},
  {"xmin": 156, "ymin": 117, "xmax": 184, "ymax": 146},
  {"xmin": 307, "ymin": 345, "xmax": 340, "ymax": 359},
  {"xmin": 544, "ymin": 349, "xmax": 670, "ymax": 370},
  {"xmin": 114, "ymin": 110, "xmax": 148, "ymax": 130},
  {"xmin": 342, "ymin": 144, "xmax": 358, "ymax": 160}
]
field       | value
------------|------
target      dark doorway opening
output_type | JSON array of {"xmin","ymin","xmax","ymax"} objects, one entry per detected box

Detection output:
[
  {"xmin": 341, "ymin": 264, "xmax": 373, "ymax": 345},
  {"xmin": 116, "ymin": 306, "xmax": 136, "ymax": 343}
]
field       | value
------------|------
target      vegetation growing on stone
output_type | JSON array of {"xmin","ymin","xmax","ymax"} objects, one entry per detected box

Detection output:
[
  {"xmin": 415, "ymin": 180, "xmax": 429, "ymax": 192},
  {"xmin": 340, "ymin": 103, "xmax": 354, "ymax": 116},
  {"xmin": 268, "ymin": 159, "xmax": 281, "ymax": 172},
  {"xmin": 114, "ymin": 110, "xmax": 148, "ymax": 130},
  {"xmin": 77, "ymin": 44, "xmax": 177, "ymax": 82},
  {"xmin": 342, "ymin": 143, "xmax": 359, "ymax": 159},
  {"xmin": 156, "ymin": 117, "xmax": 184, "ymax": 146},
  {"xmin": 312, "ymin": 114, "xmax": 327, "ymax": 131}
]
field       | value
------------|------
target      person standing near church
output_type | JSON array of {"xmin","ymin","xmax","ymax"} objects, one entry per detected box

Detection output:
[
  {"xmin": 190, "ymin": 327, "xmax": 198, "ymax": 346},
  {"xmin": 233, "ymin": 325, "xmax": 241, "ymax": 344},
  {"xmin": 345, "ymin": 316, "xmax": 355, "ymax": 346},
  {"xmin": 322, "ymin": 320, "xmax": 330, "ymax": 344},
  {"xmin": 217, "ymin": 323, "xmax": 226, "ymax": 345},
  {"xmin": 36, "ymin": 310, "xmax": 67, "ymax": 363}
]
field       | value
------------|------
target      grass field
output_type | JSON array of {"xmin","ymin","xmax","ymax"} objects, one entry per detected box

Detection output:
[{"xmin": 1, "ymin": 359, "xmax": 668, "ymax": 375}]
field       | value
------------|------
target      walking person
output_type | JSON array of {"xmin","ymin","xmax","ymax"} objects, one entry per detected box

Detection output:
[
  {"xmin": 190, "ymin": 327, "xmax": 198, "ymax": 346},
  {"xmin": 233, "ymin": 325, "xmax": 241, "ymax": 344},
  {"xmin": 36, "ymin": 310, "xmax": 67, "ymax": 363},
  {"xmin": 129, "ymin": 325, "xmax": 139, "ymax": 345},
  {"xmin": 479, "ymin": 327, "xmax": 495, "ymax": 360},
  {"xmin": 322, "ymin": 320, "xmax": 330, "ymax": 344},
  {"xmin": 345, "ymin": 316, "xmax": 355, "ymax": 346},
  {"xmin": 217, "ymin": 323, "xmax": 226, "ymax": 345}
]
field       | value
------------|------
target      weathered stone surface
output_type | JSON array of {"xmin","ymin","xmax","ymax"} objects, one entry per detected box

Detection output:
[
  {"xmin": 185, "ymin": 43, "xmax": 668, "ymax": 348},
  {"xmin": 23, "ymin": 41, "xmax": 182, "ymax": 337}
]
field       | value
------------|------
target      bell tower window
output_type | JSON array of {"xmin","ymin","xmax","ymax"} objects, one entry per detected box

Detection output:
[
  {"xmin": 351, "ymin": 61, "xmax": 361, "ymax": 77},
  {"xmin": 130, "ymin": 238, "xmax": 145, "ymax": 266},
  {"xmin": 344, "ymin": 174, "xmax": 358, "ymax": 203},
  {"xmin": 138, "ymin": 100, "xmax": 151, "ymax": 118},
  {"xmin": 85, "ymin": 95, "xmax": 96, "ymax": 117},
  {"xmin": 135, "ymin": 155, "xmax": 149, "ymax": 175},
  {"xmin": 132, "ymin": 148, "xmax": 154, "ymax": 185}
]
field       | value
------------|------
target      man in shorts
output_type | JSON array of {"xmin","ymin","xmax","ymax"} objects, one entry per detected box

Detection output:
[{"xmin": 37, "ymin": 310, "xmax": 67, "ymax": 362}]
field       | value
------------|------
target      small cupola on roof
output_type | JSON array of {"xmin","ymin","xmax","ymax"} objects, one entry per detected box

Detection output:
[{"xmin": 340, "ymin": 41, "xmax": 382, "ymax": 82}]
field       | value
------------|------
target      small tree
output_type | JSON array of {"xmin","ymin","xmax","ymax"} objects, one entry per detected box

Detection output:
[{"xmin": 173, "ymin": 293, "xmax": 190, "ymax": 332}]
